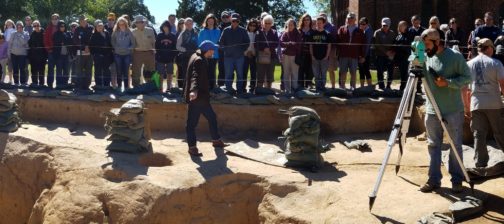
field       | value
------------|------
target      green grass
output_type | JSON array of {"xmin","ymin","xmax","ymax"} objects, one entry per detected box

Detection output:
[{"xmin": 272, "ymin": 65, "xmax": 382, "ymax": 84}]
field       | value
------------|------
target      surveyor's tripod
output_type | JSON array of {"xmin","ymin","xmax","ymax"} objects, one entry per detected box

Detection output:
[{"xmin": 368, "ymin": 67, "xmax": 474, "ymax": 211}]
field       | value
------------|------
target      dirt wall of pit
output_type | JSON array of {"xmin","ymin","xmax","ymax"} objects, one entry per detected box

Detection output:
[{"xmin": 15, "ymin": 96, "xmax": 426, "ymax": 137}]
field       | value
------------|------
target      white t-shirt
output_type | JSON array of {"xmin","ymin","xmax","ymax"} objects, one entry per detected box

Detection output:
[{"xmin": 467, "ymin": 54, "xmax": 504, "ymax": 110}]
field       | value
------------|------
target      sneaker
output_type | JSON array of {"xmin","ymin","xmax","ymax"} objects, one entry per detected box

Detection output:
[
  {"xmin": 451, "ymin": 183, "xmax": 464, "ymax": 194},
  {"xmin": 212, "ymin": 140, "xmax": 229, "ymax": 148},
  {"xmin": 419, "ymin": 183, "xmax": 440, "ymax": 193}
]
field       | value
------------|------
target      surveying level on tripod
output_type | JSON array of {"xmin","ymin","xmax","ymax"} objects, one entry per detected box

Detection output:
[{"xmin": 368, "ymin": 28, "xmax": 474, "ymax": 211}]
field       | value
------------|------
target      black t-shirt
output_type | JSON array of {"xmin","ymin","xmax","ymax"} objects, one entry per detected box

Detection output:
[{"xmin": 310, "ymin": 29, "xmax": 331, "ymax": 60}]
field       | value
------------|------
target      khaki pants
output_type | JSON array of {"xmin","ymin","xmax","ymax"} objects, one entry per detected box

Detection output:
[
  {"xmin": 132, "ymin": 50, "xmax": 155, "ymax": 87},
  {"xmin": 282, "ymin": 55, "xmax": 299, "ymax": 93}
]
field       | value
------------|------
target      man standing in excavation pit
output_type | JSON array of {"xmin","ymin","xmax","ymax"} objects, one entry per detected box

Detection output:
[
  {"xmin": 184, "ymin": 40, "xmax": 227, "ymax": 157},
  {"xmin": 420, "ymin": 28, "xmax": 471, "ymax": 194},
  {"xmin": 464, "ymin": 38, "xmax": 504, "ymax": 169}
]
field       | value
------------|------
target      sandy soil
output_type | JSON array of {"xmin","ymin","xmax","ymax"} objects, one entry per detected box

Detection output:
[{"xmin": 4, "ymin": 122, "xmax": 504, "ymax": 224}]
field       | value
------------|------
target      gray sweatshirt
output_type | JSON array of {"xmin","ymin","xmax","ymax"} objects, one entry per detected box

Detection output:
[
  {"xmin": 111, "ymin": 29, "xmax": 135, "ymax": 55},
  {"xmin": 8, "ymin": 31, "xmax": 30, "ymax": 56}
]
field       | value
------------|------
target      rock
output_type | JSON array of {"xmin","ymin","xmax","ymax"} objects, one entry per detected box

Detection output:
[
  {"xmin": 0, "ymin": 90, "xmax": 21, "ymax": 133},
  {"xmin": 449, "ymin": 196, "xmax": 483, "ymax": 222}
]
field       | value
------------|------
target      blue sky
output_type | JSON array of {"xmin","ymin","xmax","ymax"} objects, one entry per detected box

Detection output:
[{"xmin": 144, "ymin": 0, "xmax": 318, "ymax": 25}]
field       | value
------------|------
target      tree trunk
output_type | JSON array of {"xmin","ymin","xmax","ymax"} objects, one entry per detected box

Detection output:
[{"xmin": 332, "ymin": 0, "xmax": 349, "ymax": 27}]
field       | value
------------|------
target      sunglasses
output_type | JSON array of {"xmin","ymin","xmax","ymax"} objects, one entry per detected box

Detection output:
[
  {"xmin": 232, "ymin": 20, "xmax": 239, "ymax": 23},
  {"xmin": 222, "ymin": 16, "xmax": 230, "ymax": 19}
]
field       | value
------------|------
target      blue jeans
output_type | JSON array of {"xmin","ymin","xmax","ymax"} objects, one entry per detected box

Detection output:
[
  {"xmin": 311, "ymin": 59, "xmax": 328, "ymax": 92},
  {"xmin": 10, "ymin": 54, "xmax": 27, "ymax": 85},
  {"xmin": 425, "ymin": 112, "xmax": 464, "ymax": 186},
  {"xmin": 115, "ymin": 54, "xmax": 131, "ymax": 89},
  {"xmin": 55, "ymin": 55, "xmax": 69, "ymax": 87},
  {"xmin": 243, "ymin": 56, "xmax": 257, "ymax": 92},
  {"xmin": 186, "ymin": 103, "xmax": 220, "ymax": 147},
  {"xmin": 224, "ymin": 57, "xmax": 245, "ymax": 92}
]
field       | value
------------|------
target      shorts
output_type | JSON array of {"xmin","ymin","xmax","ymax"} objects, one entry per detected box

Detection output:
[
  {"xmin": 156, "ymin": 62, "xmax": 174, "ymax": 78},
  {"xmin": 328, "ymin": 49, "xmax": 338, "ymax": 71},
  {"xmin": 339, "ymin": 57, "xmax": 358, "ymax": 74}
]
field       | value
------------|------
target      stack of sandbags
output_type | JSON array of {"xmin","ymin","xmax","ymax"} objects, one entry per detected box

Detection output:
[
  {"xmin": 279, "ymin": 106, "xmax": 330, "ymax": 169},
  {"xmin": 103, "ymin": 99, "xmax": 151, "ymax": 153},
  {"xmin": 0, "ymin": 90, "xmax": 21, "ymax": 132}
]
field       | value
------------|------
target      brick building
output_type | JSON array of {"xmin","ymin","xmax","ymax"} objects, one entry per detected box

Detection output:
[{"xmin": 332, "ymin": 0, "xmax": 504, "ymax": 34}]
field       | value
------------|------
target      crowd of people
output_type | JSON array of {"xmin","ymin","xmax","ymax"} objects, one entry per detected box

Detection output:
[
  {"xmin": 0, "ymin": 11, "xmax": 504, "ymax": 94},
  {"xmin": 0, "ymin": 9, "xmax": 503, "ymax": 193}
]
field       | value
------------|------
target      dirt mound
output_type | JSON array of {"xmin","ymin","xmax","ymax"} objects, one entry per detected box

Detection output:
[{"xmin": 0, "ymin": 134, "xmax": 305, "ymax": 224}]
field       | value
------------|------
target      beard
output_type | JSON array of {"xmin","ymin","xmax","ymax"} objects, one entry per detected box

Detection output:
[{"xmin": 426, "ymin": 45, "xmax": 438, "ymax": 58}]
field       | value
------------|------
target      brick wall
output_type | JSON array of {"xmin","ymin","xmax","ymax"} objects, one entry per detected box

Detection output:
[{"xmin": 333, "ymin": 0, "xmax": 504, "ymax": 37}]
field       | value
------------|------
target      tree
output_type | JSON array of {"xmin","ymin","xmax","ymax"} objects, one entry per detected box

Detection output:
[
  {"xmin": 0, "ymin": 0, "xmax": 154, "ymax": 28},
  {"xmin": 176, "ymin": 0, "xmax": 304, "ymax": 29}
]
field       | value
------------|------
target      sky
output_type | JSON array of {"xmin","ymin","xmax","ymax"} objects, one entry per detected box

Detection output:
[{"xmin": 144, "ymin": 0, "xmax": 319, "ymax": 25}]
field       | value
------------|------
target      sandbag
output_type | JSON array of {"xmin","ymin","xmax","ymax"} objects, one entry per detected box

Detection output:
[
  {"xmin": 0, "ymin": 101, "xmax": 14, "ymax": 112},
  {"xmin": 0, "ymin": 121, "xmax": 19, "ymax": 133},
  {"xmin": 324, "ymin": 88, "xmax": 347, "ymax": 97},
  {"xmin": 106, "ymin": 140, "xmax": 146, "ymax": 153},
  {"xmin": 449, "ymin": 196, "xmax": 483, "ymax": 222},
  {"xmin": 109, "ymin": 127, "xmax": 144, "ymax": 142},
  {"xmin": 295, "ymin": 89, "xmax": 322, "ymax": 99},
  {"xmin": 119, "ymin": 99, "xmax": 144, "ymax": 114},
  {"xmin": 352, "ymin": 86, "xmax": 375, "ymax": 97},
  {"xmin": 254, "ymin": 87, "xmax": 275, "ymax": 96},
  {"xmin": 417, "ymin": 212, "xmax": 454, "ymax": 224},
  {"xmin": 0, "ymin": 90, "xmax": 10, "ymax": 100}
]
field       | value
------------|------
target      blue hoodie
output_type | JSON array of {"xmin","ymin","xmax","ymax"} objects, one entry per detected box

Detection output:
[{"xmin": 198, "ymin": 28, "xmax": 221, "ymax": 59}]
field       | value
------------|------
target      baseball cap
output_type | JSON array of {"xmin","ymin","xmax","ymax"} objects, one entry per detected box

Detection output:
[
  {"xmin": 381, "ymin": 17, "xmax": 391, "ymax": 26},
  {"xmin": 199, "ymin": 40, "xmax": 219, "ymax": 52},
  {"xmin": 107, "ymin": 13, "xmax": 116, "ymax": 20},
  {"xmin": 421, "ymin": 28, "xmax": 441, "ymax": 41},
  {"xmin": 347, "ymin": 12, "xmax": 356, "ymax": 19},
  {"xmin": 231, "ymin": 13, "xmax": 241, "ymax": 21},
  {"xmin": 79, "ymin": 15, "xmax": 88, "ymax": 21},
  {"xmin": 477, "ymin": 38, "xmax": 495, "ymax": 49},
  {"xmin": 221, "ymin": 11, "xmax": 229, "ymax": 18}
]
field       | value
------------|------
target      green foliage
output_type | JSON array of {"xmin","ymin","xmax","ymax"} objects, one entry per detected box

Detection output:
[
  {"xmin": 0, "ymin": 0, "xmax": 153, "ymax": 27},
  {"xmin": 176, "ymin": 0, "xmax": 304, "ymax": 29},
  {"xmin": 310, "ymin": 0, "xmax": 331, "ymax": 15}
]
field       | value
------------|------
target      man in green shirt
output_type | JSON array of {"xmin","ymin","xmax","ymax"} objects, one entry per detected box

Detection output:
[{"xmin": 419, "ymin": 28, "xmax": 471, "ymax": 193}]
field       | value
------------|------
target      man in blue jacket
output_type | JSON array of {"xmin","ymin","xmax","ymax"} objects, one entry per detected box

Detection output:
[{"xmin": 219, "ymin": 13, "xmax": 249, "ymax": 94}]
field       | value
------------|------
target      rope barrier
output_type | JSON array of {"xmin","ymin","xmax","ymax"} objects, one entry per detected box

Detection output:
[{"xmin": 5, "ymin": 40, "xmax": 477, "ymax": 51}]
